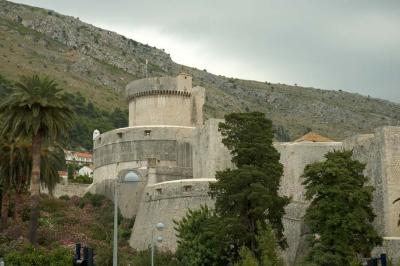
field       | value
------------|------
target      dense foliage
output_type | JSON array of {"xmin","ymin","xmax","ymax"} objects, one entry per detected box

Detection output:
[
  {"xmin": 4, "ymin": 245, "xmax": 72, "ymax": 266},
  {"xmin": 302, "ymin": 150, "xmax": 382, "ymax": 266},
  {"xmin": 210, "ymin": 112, "xmax": 290, "ymax": 251},
  {"xmin": 175, "ymin": 206, "xmax": 234, "ymax": 266},
  {"xmin": 0, "ymin": 194, "xmax": 171, "ymax": 265},
  {"xmin": 71, "ymin": 175, "xmax": 93, "ymax": 184},
  {"xmin": 0, "ymin": 74, "xmax": 74, "ymax": 244},
  {"xmin": 235, "ymin": 223, "xmax": 285, "ymax": 266},
  {"xmin": 0, "ymin": 74, "xmax": 128, "ymax": 151}
]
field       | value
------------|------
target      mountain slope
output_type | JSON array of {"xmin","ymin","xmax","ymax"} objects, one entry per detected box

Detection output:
[{"xmin": 1, "ymin": 0, "xmax": 399, "ymax": 142}]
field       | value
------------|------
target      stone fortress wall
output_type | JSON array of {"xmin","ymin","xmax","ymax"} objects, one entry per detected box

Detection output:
[
  {"xmin": 89, "ymin": 74, "xmax": 400, "ymax": 265},
  {"xmin": 130, "ymin": 179, "xmax": 215, "ymax": 251}
]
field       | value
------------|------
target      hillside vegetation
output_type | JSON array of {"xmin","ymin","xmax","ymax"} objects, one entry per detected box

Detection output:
[
  {"xmin": 0, "ymin": 0, "xmax": 399, "ymax": 148},
  {"xmin": 0, "ymin": 194, "xmax": 177, "ymax": 265}
]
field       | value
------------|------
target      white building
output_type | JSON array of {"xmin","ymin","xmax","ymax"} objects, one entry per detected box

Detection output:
[{"xmin": 78, "ymin": 166, "xmax": 93, "ymax": 177}]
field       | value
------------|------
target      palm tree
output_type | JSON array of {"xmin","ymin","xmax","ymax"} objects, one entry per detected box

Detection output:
[
  {"xmin": 0, "ymin": 75, "xmax": 73, "ymax": 244},
  {"xmin": 0, "ymin": 136, "xmax": 66, "ymax": 228}
]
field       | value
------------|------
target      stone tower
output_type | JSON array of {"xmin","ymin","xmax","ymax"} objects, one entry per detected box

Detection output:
[
  {"xmin": 126, "ymin": 73, "xmax": 204, "ymax": 127},
  {"xmin": 90, "ymin": 74, "xmax": 206, "ymax": 217}
]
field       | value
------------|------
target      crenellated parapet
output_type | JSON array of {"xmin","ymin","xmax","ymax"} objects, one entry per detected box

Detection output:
[
  {"xmin": 127, "ymin": 89, "xmax": 191, "ymax": 101},
  {"xmin": 126, "ymin": 73, "xmax": 193, "ymax": 98}
]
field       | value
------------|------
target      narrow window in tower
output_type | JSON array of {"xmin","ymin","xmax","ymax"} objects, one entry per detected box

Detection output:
[
  {"xmin": 144, "ymin": 130, "xmax": 151, "ymax": 136},
  {"xmin": 183, "ymin": 185, "xmax": 192, "ymax": 192},
  {"xmin": 156, "ymin": 188, "xmax": 162, "ymax": 195}
]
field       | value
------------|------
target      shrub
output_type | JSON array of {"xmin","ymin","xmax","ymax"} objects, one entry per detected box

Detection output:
[
  {"xmin": 39, "ymin": 196, "xmax": 66, "ymax": 213},
  {"xmin": 5, "ymin": 245, "xmax": 72, "ymax": 265},
  {"xmin": 71, "ymin": 175, "xmax": 93, "ymax": 184},
  {"xmin": 59, "ymin": 195, "xmax": 70, "ymax": 201},
  {"xmin": 132, "ymin": 249, "xmax": 179, "ymax": 266},
  {"xmin": 81, "ymin": 192, "xmax": 106, "ymax": 208}
]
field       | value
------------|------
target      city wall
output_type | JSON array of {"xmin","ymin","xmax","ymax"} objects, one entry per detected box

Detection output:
[{"xmin": 129, "ymin": 179, "xmax": 215, "ymax": 251}]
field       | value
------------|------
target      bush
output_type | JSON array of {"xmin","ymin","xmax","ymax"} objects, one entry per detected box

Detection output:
[
  {"xmin": 39, "ymin": 196, "xmax": 66, "ymax": 213},
  {"xmin": 59, "ymin": 195, "xmax": 70, "ymax": 201},
  {"xmin": 5, "ymin": 245, "xmax": 72, "ymax": 265},
  {"xmin": 81, "ymin": 192, "xmax": 106, "ymax": 208},
  {"xmin": 132, "ymin": 249, "xmax": 179, "ymax": 266},
  {"xmin": 71, "ymin": 175, "xmax": 93, "ymax": 184}
]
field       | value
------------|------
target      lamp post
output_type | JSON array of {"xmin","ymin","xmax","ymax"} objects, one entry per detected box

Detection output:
[
  {"xmin": 113, "ymin": 170, "xmax": 141, "ymax": 266},
  {"xmin": 151, "ymin": 222, "xmax": 165, "ymax": 266}
]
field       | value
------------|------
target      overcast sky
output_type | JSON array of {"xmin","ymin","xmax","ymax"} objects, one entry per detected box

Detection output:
[{"xmin": 11, "ymin": 0, "xmax": 400, "ymax": 103}]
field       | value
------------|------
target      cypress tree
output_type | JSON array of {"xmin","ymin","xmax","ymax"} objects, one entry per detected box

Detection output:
[
  {"xmin": 210, "ymin": 112, "xmax": 290, "ymax": 255},
  {"xmin": 302, "ymin": 150, "xmax": 382, "ymax": 266}
]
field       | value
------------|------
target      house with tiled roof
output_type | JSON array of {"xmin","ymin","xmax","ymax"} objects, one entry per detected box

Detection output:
[
  {"xmin": 295, "ymin": 132, "xmax": 334, "ymax": 143},
  {"xmin": 64, "ymin": 150, "xmax": 93, "ymax": 165}
]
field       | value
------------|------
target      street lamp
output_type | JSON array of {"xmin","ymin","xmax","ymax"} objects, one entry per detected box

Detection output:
[
  {"xmin": 151, "ymin": 222, "xmax": 165, "ymax": 266},
  {"xmin": 113, "ymin": 170, "xmax": 141, "ymax": 266}
]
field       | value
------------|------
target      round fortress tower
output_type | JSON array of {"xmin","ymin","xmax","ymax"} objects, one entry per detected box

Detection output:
[{"xmin": 126, "ymin": 73, "xmax": 203, "ymax": 127}]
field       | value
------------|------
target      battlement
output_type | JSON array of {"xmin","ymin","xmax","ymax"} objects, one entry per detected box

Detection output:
[{"xmin": 126, "ymin": 73, "xmax": 193, "ymax": 100}]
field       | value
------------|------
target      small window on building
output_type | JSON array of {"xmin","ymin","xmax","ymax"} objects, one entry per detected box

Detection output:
[
  {"xmin": 183, "ymin": 185, "xmax": 192, "ymax": 192},
  {"xmin": 144, "ymin": 130, "xmax": 151, "ymax": 136},
  {"xmin": 117, "ymin": 132, "xmax": 123, "ymax": 139},
  {"xmin": 148, "ymin": 158, "xmax": 157, "ymax": 167},
  {"xmin": 156, "ymin": 188, "xmax": 162, "ymax": 194}
]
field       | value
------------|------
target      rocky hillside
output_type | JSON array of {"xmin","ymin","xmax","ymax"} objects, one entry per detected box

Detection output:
[{"xmin": 1, "ymin": 0, "xmax": 399, "ymax": 142}]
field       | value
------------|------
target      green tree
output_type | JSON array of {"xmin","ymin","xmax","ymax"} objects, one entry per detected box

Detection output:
[
  {"xmin": 175, "ymin": 206, "xmax": 233, "ymax": 266},
  {"xmin": 257, "ymin": 224, "xmax": 285, "ymax": 266},
  {"xmin": 235, "ymin": 247, "xmax": 259, "ymax": 266},
  {"xmin": 0, "ymin": 137, "xmax": 30, "ymax": 229},
  {"xmin": 0, "ymin": 75, "xmax": 73, "ymax": 244},
  {"xmin": 0, "ymin": 136, "xmax": 65, "ymax": 229},
  {"xmin": 210, "ymin": 112, "xmax": 290, "ymax": 253},
  {"xmin": 302, "ymin": 150, "xmax": 382, "ymax": 266},
  {"xmin": 235, "ymin": 223, "xmax": 285, "ymax": 266}
]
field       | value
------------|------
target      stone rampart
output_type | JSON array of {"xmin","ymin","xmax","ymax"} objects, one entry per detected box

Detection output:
[
  {"xmin": 41, "ymin": 183, "xmax": 89, "ymax": 198},
  {"xmin": 86, "ymin": 177, "xmax": 147, "ymax": 218},
  {"xmin": 344, "ymin": 127, "xmax": 400, "ymax": 238},
  {"xmin": 193, "ymin": 119, "xmax": 235, "ymax": 179},
  {"xmin": 93, "ymin": 126, "xmax": 194, "ymax": 184},
  {"xmin": 129, "ymin": 179, "xmax": 215, "ymax": 251}
]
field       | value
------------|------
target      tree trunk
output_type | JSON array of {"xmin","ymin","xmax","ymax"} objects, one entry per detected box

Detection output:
[
  {"xmin": 13, "ymin": 192, "xmax": 23, "ymax": 223},
  {"xmin": 29, "ymin": 133, "xmax": 42, "ymax": 245},
  {"xmin": 1, "ymin": 190, "xmax": 10, "ymax": 231}
]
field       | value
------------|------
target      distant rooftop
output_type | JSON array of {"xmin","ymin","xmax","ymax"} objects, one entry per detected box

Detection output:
[{"xmin": 295, "ymin": 132, "xmax": 334, "ymax": 143}]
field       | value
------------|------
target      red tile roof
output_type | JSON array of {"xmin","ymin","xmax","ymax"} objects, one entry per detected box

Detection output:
[{"xmin": 295, "ymin": 132, "xmax": 334, "ymax": 143}]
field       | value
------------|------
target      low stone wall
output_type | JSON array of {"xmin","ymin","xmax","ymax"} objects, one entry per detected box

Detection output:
[
  {"xmin": 41, "ymin": 183, "xmax": 90, "ymax": 198},
  {"xmin": 129, "ymin": 179, "xmax": 215, "ymax": 251}
]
